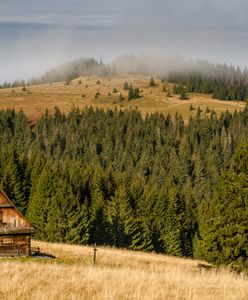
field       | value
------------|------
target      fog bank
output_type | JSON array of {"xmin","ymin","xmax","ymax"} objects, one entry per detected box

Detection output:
[{"xmin": 0, "ymin": 0, "xmax": 248, "ymax": 82}]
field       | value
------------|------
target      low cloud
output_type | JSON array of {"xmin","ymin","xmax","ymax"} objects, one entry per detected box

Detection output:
[
  {"xmin": 0, "ymin": 0, "xmax": 248, "ymax": 82},
  {"xmin": 0, "ymin": 14, "xmax": 118, "ymax": 27}
]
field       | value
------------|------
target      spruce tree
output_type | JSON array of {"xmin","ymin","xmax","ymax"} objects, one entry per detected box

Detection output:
[
  {"xmin": 128, "ymin": 84, "xmax": 134, "ymax": 100},
  {"xmin": 27, "ymin": 166, "xmax": 55, "ymax": 240},
  {"xmin": 149, "ymin": 77, "xmax": 156, "ymax": 87},
  {"xmin": 194, "ymin": 142, "xmax": 248, "ymax": 271},
  {"xmin": 105, "ymin": 186, "xmax": 132, "ymax": 247},
  {"xmin": 123, "ymin": 81, "xmax": 129, "ymax": 90},
  {"xmin": 179, "ymin": 89, "xmax": 189, "ymax": 100}
]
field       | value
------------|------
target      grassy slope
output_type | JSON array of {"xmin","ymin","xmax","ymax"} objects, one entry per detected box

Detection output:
[
  {"xmin": 0, "ymin": 74, "xmax": 245, "ymax": 122},
  {"xmin": 0, "ymin": 240, "xmax": 247, "ymax": 300},
  {"xmin": 0, "ymin": 76, "xmax": 246, "ymax": 299}
]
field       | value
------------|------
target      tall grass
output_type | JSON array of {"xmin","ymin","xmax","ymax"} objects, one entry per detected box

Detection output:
[
  {"xmin": 0, "ymin": 75, "xmax": 245, "ymax": 122},
  {"xmin": 0, "ymin": 241, "xmax": 247, "ymax": 300}
]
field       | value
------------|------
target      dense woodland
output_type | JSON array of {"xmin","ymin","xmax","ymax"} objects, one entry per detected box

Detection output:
[
  {"xmin": 168, "ymin": 61, "xmax": 248, "ymax": 101},
  {"xmin": 0, "ymin": 106, "xmax": 247, "ymax": 270}
]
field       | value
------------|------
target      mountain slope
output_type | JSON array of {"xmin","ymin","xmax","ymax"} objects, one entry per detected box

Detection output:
[{"xmin": 0, "ymin": 74, "xmax": 245, "ymax": 122}]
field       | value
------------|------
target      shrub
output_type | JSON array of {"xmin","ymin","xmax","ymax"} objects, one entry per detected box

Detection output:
[
  {"xmin": 94, "ymin": 91, "xmax": 101, "ymax": 98},
  {"xmin": 149, "ymin": 77, "xmax": 156, "ymax": 87}
]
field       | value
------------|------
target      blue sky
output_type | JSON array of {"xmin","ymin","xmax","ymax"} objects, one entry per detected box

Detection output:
[{"xmin": 0, "ymin": 0, "xmax": 248, "ymax": 81}]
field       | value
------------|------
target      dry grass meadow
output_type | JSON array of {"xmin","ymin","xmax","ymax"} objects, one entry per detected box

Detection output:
[
  {"xmin": 0, "ymin": 240, "xmax": 247, "ymax": 300},
  {"xmin": 0, "ymin": 74, "xmax": 245, "ymax": 122}
]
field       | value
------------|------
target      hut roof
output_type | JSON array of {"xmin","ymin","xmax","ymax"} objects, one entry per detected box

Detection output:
[{"xmin": 0, "ymin": 190, "xmax": 34, "ymax": 233}]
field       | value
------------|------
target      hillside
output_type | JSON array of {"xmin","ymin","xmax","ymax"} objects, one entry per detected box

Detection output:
[
  {"xmin": 0, "ymin": 107, "xmax": 247, "ymax": 271},
  {"xmin": 1, "ymin": 240, "xmax": 247, "ymax": 300},
  {"xmin": 0, "ymin": 74, "xmax": 245, "ymax": 122}
]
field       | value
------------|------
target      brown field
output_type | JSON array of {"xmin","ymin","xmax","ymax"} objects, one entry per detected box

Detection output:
[
  {"xmin": 0, "ymin": 240, "xmax": 247, "ymax": 300},
  {"xmin": 0, "ymin": 74, "xmax": 245, "ymax": 122}
]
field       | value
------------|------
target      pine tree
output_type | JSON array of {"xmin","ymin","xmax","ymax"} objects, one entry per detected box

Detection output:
[
  {"xmin": 189, "ymin": 104, "xmax": 195, "ymax": 111},
  {"xmin": 27, "ymin": 166, "xmax": 55, "ymax": 240},
  {"xmin": 128, "ymin": 84, "xmax": 134, "ymax": 100},
  {"xmin": 94, "ymin": 90, "xmax": 100, "ymax": 98},
  {"xmin": 1, "ymin": 156, "xmax": 27, "ymax": 214},
  {"xmin": 133, "ymin": 88, "xmax": 141, "ymax": 99},
  {"xmin": 123, "ymin": 81, "xmax": 129, "ymax": 90},
  {"xmin": 160, "ymin": 186, "xmax": 184, "ymax": 256},
  {"xmin": 173, "ymin": 84, "xmax": 184, "ymax": 95},
  {"xmin": 45, "ymin": 177, "xmax": 82, "ymax": 243},
  {"xmin": 119, "ymin": 93, "xmax": 125, "ymax": 102},
  {"xmin": 149, "ymin": 77, "xmax": 156, "ymax": 87},
  {"xmin": 179, "ymin": 89, "xmax": 189, "ymax": 100},
  {"xmin": 90, "ymin": 198, "xmax": 111, "ymax": 245},
  {"xmin": 128, "ymin": 85, "xmax": 141, "ymax": 100},
  {"xmin": 105, "ymin": 185, "xmax": 133, "ymax": 247},
  {"xmin": 194, "ymin": 142, "xmax": 248, "ymax": 271}
]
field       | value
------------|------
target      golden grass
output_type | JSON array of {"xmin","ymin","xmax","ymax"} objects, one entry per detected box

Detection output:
[
  {"xmin": 0, "ymin": 75, "xmax": 245, "ymax": 122},
  {"xmin": 0, "ymin": 240, "xmax": 247, "ymax": 300}
]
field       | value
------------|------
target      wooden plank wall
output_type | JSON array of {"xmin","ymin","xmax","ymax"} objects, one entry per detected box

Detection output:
[
  {"xmin": 1, "ymin": 208, "xmax": 30, "ymax": 228},
  {"xmin": 0, "ymin": 235, "xmax": 30, "ymax": 257}
]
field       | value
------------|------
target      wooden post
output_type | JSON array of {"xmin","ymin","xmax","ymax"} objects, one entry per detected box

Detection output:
[{"xmin": 93, "ymin": 243, "xmax": 97, "ymax": 265}]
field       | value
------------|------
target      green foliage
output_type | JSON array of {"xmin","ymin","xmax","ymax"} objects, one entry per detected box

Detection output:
[
  {"xmin": 123, "ymin": 81, "xmax": 129, "ymax": 90},
  {"xmin": 189, "ymin": 104, "xmax": 195, "ymax": 111},
  {"xmin": 149, "ymin": 77, "xmax": 156, "ymax": 87},
  {"xmin": 27, "ymin": 166, "xmax": 55, "ymax": 240},
  {"xmin": 194, "ymin": 142, "xmax": 248, "ymax": 271},
  {"xmin": 128, "ymin": 84, "xmax": 141, "ymax": 100},
  {"xmin": 94, "ymin": 91, "xmax": 101, "ymax": 98},
  {"xmin": 119, "ymin": 93, "xmax": 125, "ymax": 102},
  {"xmin": 173, "ymin": 84, "xmax": 184, "ymax": 95},
  {"xmin": 205, "ymin": 107, "xmax": 211, "ymax": 113},
  {"xmin": 168, "ymin": 62, "xmax": 248, "ymax": 101},
  {"xmin": 179, "ymin": 89, "xmax": 189, "ymax": 100},
  {"xmin": 0, "ymin": 106, "xmax": 247, "ymax": 270}
]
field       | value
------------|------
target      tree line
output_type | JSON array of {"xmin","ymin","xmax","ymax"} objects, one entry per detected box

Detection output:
[
  {"xmin": 167, "ymin": 61, "xmax": 248, "ymax": 101},
  {"xmin": 0, "ymin": 58, "xmax": 111, "ymax": 88},
  {"xmin": 2, "ymin": 56, "xmax": 248, "ymax": 104},
  {"xmin": 0, "ymin": 106, "xmax": 247, "ymax": 270}
]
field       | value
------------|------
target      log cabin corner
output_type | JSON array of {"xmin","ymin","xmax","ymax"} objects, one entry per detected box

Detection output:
[{"xmin": 0, "ymin": 190, "xmax": 34, "ymax": 257}]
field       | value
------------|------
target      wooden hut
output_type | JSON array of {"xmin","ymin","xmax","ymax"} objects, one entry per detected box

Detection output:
[{"xmin": 0, "ymin": 190, "xmax": 34, "ymax": 257}]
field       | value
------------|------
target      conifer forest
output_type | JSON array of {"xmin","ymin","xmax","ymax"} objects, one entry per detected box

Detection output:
[{"xmin": 0, "ymin": 105, "xmax": 247, "ymax": 270}]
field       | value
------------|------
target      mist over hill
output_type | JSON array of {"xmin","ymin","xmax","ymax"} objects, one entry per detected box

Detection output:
[
  {"xmin": 3, "ymin": 54, "xmax": 248, "ymax": 84},
  {"xmin": 2, "ymin": 54, "xmax": 248, "ymax": 101}
]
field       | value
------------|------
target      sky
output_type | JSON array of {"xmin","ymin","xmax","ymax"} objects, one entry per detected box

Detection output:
[{"xmin": 0, "ymin": 0, "xmax": 248, "ymax": 82}]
